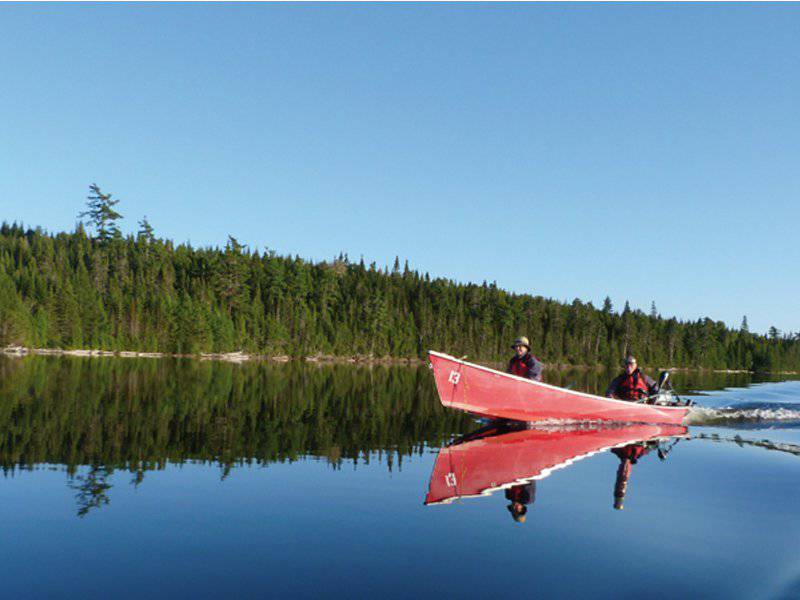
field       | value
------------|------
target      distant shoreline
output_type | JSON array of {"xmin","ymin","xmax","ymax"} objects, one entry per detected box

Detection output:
[
  {"xmin": 1, "ymin": 345, "xmax": 422, "ymax": 365},
  {"xmin": 3, "ymin": 345, "xmax": 797, "ymax": 375}
]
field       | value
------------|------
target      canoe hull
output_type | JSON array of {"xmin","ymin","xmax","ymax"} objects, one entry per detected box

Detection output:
[{"xmin": 429, "ymin": 351, "xmax": 689, "ymax": 425}]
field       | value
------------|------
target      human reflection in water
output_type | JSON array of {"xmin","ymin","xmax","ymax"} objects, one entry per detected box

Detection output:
[
  {"xmin": 505, "ymin": 482, "xmax": 536, "ymax": 523},
  {"xmin": 611, "ymin": 443, "xmax": 650, "ymax": 510},
  {"xmin": 612, "ymin": 438, "xmax": 678, "ymax": 510}
]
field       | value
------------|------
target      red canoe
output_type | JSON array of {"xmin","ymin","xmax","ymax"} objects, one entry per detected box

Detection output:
[
  {"xmin": 429, "ymin": 350, "xmax": 690, "ymax": 425},
  {"xmin": 425, "ymin": 423, "xmax": 686, "ymax": 505}
]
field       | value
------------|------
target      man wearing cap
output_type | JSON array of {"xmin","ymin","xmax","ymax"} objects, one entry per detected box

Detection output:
[
  {"xmin": 507, "ymin": 337, "xmax": 543, "ymax": 382},
  {"xmin": 605, "ymin": 355, "xmax": 658, "ymax": 401}
]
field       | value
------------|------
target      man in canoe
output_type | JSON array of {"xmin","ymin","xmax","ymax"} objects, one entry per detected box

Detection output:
[
  {"xmin": 507, "ymin": 336, "xmax": 543, "ymax": 382},
  {"xmin": 605, "ymin": 355, "xmax": 658, "ymax": 401}
]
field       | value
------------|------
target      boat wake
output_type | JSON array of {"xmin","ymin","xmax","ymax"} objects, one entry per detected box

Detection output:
[
  {"xmin": 692, "ymin": 432, "xmax": 800, "ymax": 457},
  {"xmin": 686, "ymin": 403, "xmax": 800, "ymax": 427}
]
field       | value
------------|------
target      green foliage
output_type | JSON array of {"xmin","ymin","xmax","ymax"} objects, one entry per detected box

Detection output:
[
  {"xmin": 137, "ymin": 216, "xmax": 155, "ymax": 244},
  {"xmin": 79, "ymin": 184, "xmax": 123, "ymax": 244},
  {"xmin": 0, "ymin": 270, "xmax": 30, "ymax": 345},
  {"xmin": 0, "ymin": 219, "xmax": 798, "ymax": 370}
]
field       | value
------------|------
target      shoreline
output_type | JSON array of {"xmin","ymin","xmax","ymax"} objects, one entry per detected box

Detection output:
[
  {"xmin": 2, "ymin": 346, "xmax": 797, "ymax": 375},
  {"xmin": 0, "ymin": 346, "xmax": 423, "ymax": 365}
]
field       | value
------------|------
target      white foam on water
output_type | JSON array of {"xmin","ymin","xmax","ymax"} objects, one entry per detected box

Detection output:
[{"xmin": 686, "ymin": 405, "xmax": 800, "ymax": 425}]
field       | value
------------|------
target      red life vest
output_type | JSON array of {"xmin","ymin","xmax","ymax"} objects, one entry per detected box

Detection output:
[
  {"xmin": 509, "ymin": 354, "xmax": 539, "ymax": 378},
  {"xmin": 617, "ymin": 370, "xmax": 650, "ymax": 401},
  {"xmin": 613, "ymin": 444, "xmax": 649, "ymax": 461}
]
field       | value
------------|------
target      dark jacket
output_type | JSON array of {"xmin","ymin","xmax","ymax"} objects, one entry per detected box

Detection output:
[
  {"xmin": 605, "ymin": 369, "xmax": 657, "ymax": 400},
  {"xmin": 508, "ymin": 353, "xmax": 543, "ymax": 381},
  {"xmin": 505, "ymin": 482, "xmax": 536, "ymax": 505},
  {"xmin": 612, "ymin": 443, "xmax": 651, "ymax": 464}
]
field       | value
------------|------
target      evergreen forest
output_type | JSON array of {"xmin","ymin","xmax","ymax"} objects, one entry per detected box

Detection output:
[{"xmin": 1, "ymin": 186, "xmax": 798, "ymax": 371}]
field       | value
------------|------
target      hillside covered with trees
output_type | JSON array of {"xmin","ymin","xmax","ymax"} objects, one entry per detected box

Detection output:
[{"xmin": 1, "ymin": 186, "xmax": 798, "ymax": 371}]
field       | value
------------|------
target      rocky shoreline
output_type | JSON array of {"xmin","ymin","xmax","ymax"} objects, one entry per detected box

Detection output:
[
  {"xmin": 1, "ymin": 346, "xmax": 796, "ymax": 374},
  {"xmin": 0, "ymin": 346, "xmax": 424, "ymax": 365}
]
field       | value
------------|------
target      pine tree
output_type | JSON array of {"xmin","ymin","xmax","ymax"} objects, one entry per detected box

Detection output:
[
  {"xmin": 137, "ymin": 216, "xmax": 155, "ymax": 244},
  {"xmin": 79, "ymin": 184, "xmax": 123, "ymax": 244}
]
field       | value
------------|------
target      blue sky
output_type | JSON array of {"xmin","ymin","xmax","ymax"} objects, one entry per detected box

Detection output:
[{"xmin": 1, "ymin": 4, "xmax": 798, "ymax": 334}]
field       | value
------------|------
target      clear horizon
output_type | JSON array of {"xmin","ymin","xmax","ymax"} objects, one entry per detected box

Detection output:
[{"xmin": 2, "ymin": 4, "xmax": 798, "ymax": 335}]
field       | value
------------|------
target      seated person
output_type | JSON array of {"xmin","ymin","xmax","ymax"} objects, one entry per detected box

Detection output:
[
  {"xmin": 605, "ymin": 355, "xmax": 657, "ymax": 401},
  {"xmin": 507, "ymin": 336, "xmax": 543, "ymax": 382}
]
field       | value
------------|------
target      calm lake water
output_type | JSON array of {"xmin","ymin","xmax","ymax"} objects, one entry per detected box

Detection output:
[{"xmin": 1, "ymin": 356, "xmax": 799, "ymax": 599}]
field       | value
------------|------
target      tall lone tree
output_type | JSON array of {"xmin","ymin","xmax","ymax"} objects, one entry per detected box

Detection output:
[
  {"xmin": 137, "ymin": 216, "xmax": 155, "ymax": 244},
  {"xmin": 79, "ymin": 184, "xmax": 123, "ymax": 244}
]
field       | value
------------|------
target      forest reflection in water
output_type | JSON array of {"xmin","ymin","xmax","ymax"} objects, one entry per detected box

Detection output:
[
  {"xmin": 0, "ymin": 356, "xmax": 469, "ymax": 473},
  {"xmin": 0, "ymin": 355, "xmax": 789, "ymax": 517},
  {"xmin": 0, "ymin": 356, "xmax": 469, "ymax": 517}
]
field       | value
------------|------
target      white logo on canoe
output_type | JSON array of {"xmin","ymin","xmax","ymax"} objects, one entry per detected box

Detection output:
[
  {"xmin": 445, "ymin": 472, "xmax": 457, "ymax": 487},
  {"xmin": 448, "ymin": 370, "xmax": 461, "ymax": 385}
]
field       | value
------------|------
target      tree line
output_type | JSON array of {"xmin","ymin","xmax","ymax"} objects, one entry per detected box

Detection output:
[{"xmin": 1, "ymin": 185, "xmax": 798, "ymax": 371}]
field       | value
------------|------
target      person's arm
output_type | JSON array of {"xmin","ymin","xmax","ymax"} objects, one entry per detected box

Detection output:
[
  {"xmin": 507, "ymin": 358, "xmax": 514, "ymax": 374},
  {"xmin": 645, "ymin": 374, "xmax": 658, "ymax": 395},
  {"xmin": 606, "ymin": 376, "xmax": 620, "ymax": 398},
  {"xmin": 528, "ymin": 357, "xmax": 543, "ymax": 381}
]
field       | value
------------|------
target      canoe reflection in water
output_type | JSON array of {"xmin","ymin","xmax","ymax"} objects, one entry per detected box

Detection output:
[{"xmin": 424, "ymin": 422, "xmax": 687, "ymax": 520}]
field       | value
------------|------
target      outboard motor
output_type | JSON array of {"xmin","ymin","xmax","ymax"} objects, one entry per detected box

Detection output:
[
  {"xmin": 652, "ymin": 371, "xmax": 676, "ymax": 406},
  {"xmin": 652, "ymin": 371, "xmax": 692, "ymax": 407},
  {"xmin": 657, "ymin": 371, "xmax": 670, "ymax": 390}
]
